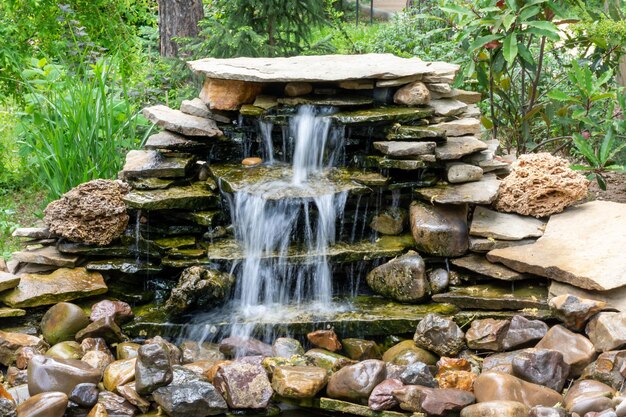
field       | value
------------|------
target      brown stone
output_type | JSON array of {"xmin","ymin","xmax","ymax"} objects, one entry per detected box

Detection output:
[
  {"xmin": 563, "ymin": 380, "xmax": 616, "ymax": 415},
  {"xmin": 242, "ymin": 157, "xmax": 263, "ymax": 167},
  {"xmin": 437, "ymin": 357, "xmax": 471, "ymax": 374},
  {"xmin": 465, "ymin": 318, "xmax": 510, "ymax": 351},
  {"xmin": 103, "ymin": 358, "xmax": 136, "ymax": 392},
  {"xmin": 409, "ymin": 201, "xmax": 468, "ymax": 257},
  {"xmin": 342, "ymin": 338, "xmax": 381, "ymax": 361},
  {"xmin": 327, "ymin": 359, "xmax": 387, "ymax": 402},
  {"xmin": 474, "ymin": 372, "xmax": 563, "ymax": 408},
  {"xmin": 16, "ymin": 392, "xmax": 68, "ymax": 417},
  {"xmin": 580, "ymin": 350, "xmax": 626, "ymax": 390},
  {"xmin": 502, "ymin": 315, "xmax": 549, "ymax": 350},
  {"xmin": 307, "ymin": 329, "xmax": 342, "ymax": 352},
  {"xmin": 438, "ymin": 370, "xmax": 477, "ymax": 391},
  {"xmin": 549, "ymin": 294, "xmax": 607, "ymax": 331},
  {"xmin": 28, "ymin": 355, "xmax": 101, "ymax": 396},
  {"xmin": 393, "ymin": 385, "xmax": 475, "ymax": 416},
  {"xmin": 495, "ymin": 153, "xmax": 589, "ymax": 218},
  {"xmin": 116, "ymin": 382, "xmax": 150, "ymax": 413},
  {"xmin": 413, "ymin": 313, "xmax": 466, "ymax": 357},
  {"xmin": 0, "ymin": 331, "xmax": 47, "ymax": 366},
  {"xmin": 284, "ymin": 82, "xmax": 313, "ymax": 96},
  {"xmin": 200, "ymin": 78, "xmax": 263, "ymax": 110},
  {"xmin": 271, "ymin": 366, "xmax": 328, "ymax": 399},
  {"xmin": 41, "ymin": 302, "xmax": 90, "ymax": 345},
  {"xmin": 97, "ymin": 391, "xmax": 138, "ymax": 417},
  {"xmin": 75, "ymin": 316, "xmax": 126, "ymax": 345},
  {"xmin": 43, "ymin": 179, "xmax": 129, "ymax": 245},
  {"xmin": 586, "ymin": 312, "xmax": 626, "ymax": 352},
  {"xmin": 393, "ymin": 81, "xmax": 431, "ymax": 106},
  {"xmin": 461, "ymin": 401, "xmax": 529, "ymax": 417},
  {"xmin": 382, "ymin": 340, "xmax": 438, "ymax": 366},
  {"xmin": 213, "ymin": 362, "xmax": 273, "ymax": 409},
  {"xmin": 368, "ymin": 379, "xmax": 403, "ymax": 411},
  {"xmin": 89, "ymin": 300, "xmax": 134, "ymax": 324},
  {"xmin": 536, "ymin": 325, "xmax": 596, "ymax": 376},
  {"xmin": 511, "ymin": 348, "xmax": 570, "ymax": 392}
]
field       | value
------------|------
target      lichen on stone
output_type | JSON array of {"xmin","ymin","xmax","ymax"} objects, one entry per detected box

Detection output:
[
  {"xmin": 43, "ymin": 179, "xmax": 130, "ymax": 246},
  {"xmin": 494, "ymin": 153, "xmax": 589, "ymax": 218}
]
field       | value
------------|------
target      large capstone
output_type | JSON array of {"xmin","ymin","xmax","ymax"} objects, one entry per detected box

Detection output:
[{"xmin": 43, "ymin": 179, "xmax": 130, "ymax": 246}]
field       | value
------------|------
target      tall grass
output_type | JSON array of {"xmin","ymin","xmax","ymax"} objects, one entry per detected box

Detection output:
[{"xmin": 18, "ymin": 57, "xmax": 152, "ymax": 201}]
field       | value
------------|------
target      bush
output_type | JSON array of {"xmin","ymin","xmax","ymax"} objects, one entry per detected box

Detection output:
[{"xmin": 18, "ymin": 57, "xmax": 152, "ymax": 201}]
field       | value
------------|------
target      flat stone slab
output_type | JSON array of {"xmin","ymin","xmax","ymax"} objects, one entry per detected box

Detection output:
[
  {"xmin": 435, "ymin": 136, "xmax": 488, "ymax": 160},
  {"xmin": 429, "ymin": 99, "xmax": 467, "ymax": 117},
  {"xmin": 432, "ymin": 118, "xmax": 481, "ymax": 137},
  {"xmin": 0, "ymin": 272, "xmax": 20, "ymax": 292},
  {"xmin": 0, "ymin": 267, "xmax": 107, "ymax": 308},
  {"xmin": 0, "ymin": 308, "xmax": 26, "ymax": 318},
  {"xmin": 385, "ymin": 126, "xmax": 446, "ymax": 141},
  {"xmin": 120, "ymin": 150, "xmax": 193, "ymax": 178},
  {"xmin": 86, "ymin": 259, "xmax": 162, "ymax": 275},
  {"xmin": 331, "ymin": 106, "xmax": 433, "ymax": 125},
  {"xmin": 209, "ymin": 164, "xmax": 368, "ymax": 199},
  {"xmin": 143, "ymin": 105, "xmax": 222, "ymax": 137},
  {"xmin": 471, "ymin": 206, "xmax": 546, "ymax": 241},
  {"xmin": 188, "ymin": 53, "xmax": 459, "ymax": 83},
  {"xmin": 469, "ymin": 237, "xmax": 537, "ymax": 253},
  {"xmin": 549, "ymin": 281, "xmax": 626, "ymax": 312},
  {"xmin": 373, "ymin": 141, "xmax": 436, "ymax": 157},
  {"xmin": 487, "ymin": 201, "xmax": 626, "ymax": 291},
  {"xmin": 144, "ymin": 131, "xmax": 209, "ymax": 152},
  {"xmin": 277, "ymin": 95, "xmax": 373, "ymax": 107},
  {"xmin": 415, "ymin": 173, "xmax": 500, "ymax": 205},
  {"xmin": 11, "ymin": 228, "xmax": 55, "ymax": 239},
  {"xmin": 432, "ymin": 282, "xmax": 548, "ymax": 310},
  {"xmin": 12, "ymin": 246, "xmax": 79, "ymax": 268},
  {"xmin": 364, "ymin": 156, "xmax": 431, "ymax": 170},
  {"xmin": 126, "ymin": 177, "xmax": 176, "ymax": 191},
  {"xmin": 124, "ymin": 183, "xmax": 219, "ymax": 211},
  {"xmin": 451, "ymin": 253, "xmax": 531, "ymax": 281}
]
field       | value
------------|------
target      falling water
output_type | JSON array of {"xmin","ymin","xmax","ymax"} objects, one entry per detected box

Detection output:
[{"xmin": 258, "ymin": 119, "xmax": 274, "ymax": 163}]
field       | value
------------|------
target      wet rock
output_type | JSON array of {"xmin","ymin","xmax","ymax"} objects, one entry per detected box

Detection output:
[
  {"xmin": 581, "ymin": 350, "xmax": 626, "ymax": 390},
  {"xmin": 81, "ymin": 350, "xmax": 114, "ymax": 375},
  {"xmin": 272, "ymin": 338, "xmax": 304, "ymax": 358},
  {"xmin": 586, "ymin": 312, "xmax": 626, "ymax": 352},
  {"xmin": 12, "ymin": 246, "xmax": 78, "ymax": 268},
  {"xmin": 0, "ymin": 397, "xmax": 16, "ymax": 417},
  {"xmin": 488, "ymin": 201, "xmax": 626, "ymax": 292},
  {"xmin": 46, "ymin": 341, "xmax": 83, "ymax": 360},
  {"xmin": 466, "ymin": 318, "xmax": 510, "ymax": 351},
  {"xmin": 153, "ymin": 373, "xmax": 227, "ymax": 417},
  {"xmin": 502, "ymin": 315, "xmax": 549, "ymax": 350},
  {"xmin": 7, "ymin": 367, "xmax": 28, "ymax": 386},
  {"xmin": 529, "ymin": 406, "xmax": 568, "ymax": 417},
  {"xmin": 219, "ymin": 337, "xmax": 272, "ymax": 358},
  {"xmin": 438, "ymin": 370, "xmax": 477, "ymax": 391},
  {"xmin": 86, "ymin": 403, "xmax": 108, "ymax": 417},
  {"xmin": 368, "ymin": 379, "xmax": 403, "ymax": 411},
  {"xmin": 144, "ymin": 336, "xmax": 182, "ymax": 366},
  {"xmin": 461, "ymin": 401, "xmax": 529, "ymax": 417},
  {"xmin": 495, "ymin": 153, "xmax": 589, "ymax": 218},
  {"xmin": 550, "ymin": 294, "xmax": 607, "ymax": 332},
  {"xmin": 471, "ymin": 206, "xmax": 545, "ymax": 241},
  {"xmin": 75, "ymin": 316, "xmax": 125, "ymax": 345},
  {"xmin": 43, "ymin": 179, "xmax": 129, "ymax": 246},
  {"xmin": 116, "ymin": 343, "xmax": 140, "ymax": 360},
  {"xmin": 307, "ymin": 329, "xmax": 342, "ymax": 352},
  {"xmin": 28, "ymin": 355, "xmax": 101, "ymax": 396},
  {"xmin": 15, "ymin": 347, "xmax": 38, "ymax": 370},
  {"xmin": 89, "ymin": 300, "xmax": 133, "ymax": 325},
  {"xmin": 414, "ymin": 313, "xmax": 465, "ymax": 356},
  {"xmin": 144, "ymin": 130, "xmax": 208, "ymax": 153},
  {"xmin": 382, "ymin": 340, "xmax": 438, "ymax": 366},
  {"xmin": 446, "ymin": 162, "xmax": 483, "ymax": 184},
  {"xmin": 416, "ymin": 173, "xmax": 500, "ymax": 205},
  {"xmin": 536, "ymin": 325, "xmax": 596, "ymax": 376},
  {"xmin": 369, "ymin": 207, "xmax": 407, "ymax": 236},
  {"xmin": 409, "ymin": 201, "xmax": 468, "ymax": 257},
  {"xmin": 180, "ymin": 341, "xmax": 224, "ymax": 363},
  {"xmin": 0, "ymin": 268, "xmax": 107, "ymax": 308},
  {"xmin": 124, "ymin": 183, "xmax": 218, "ymax": 211},
  {"xmin": 512, "ymin": 348, "xmax": 570, "ymax": 392},
  {"xmin": 366, "ymin": 251, "xmax": 429, "ymax": 303},
  {"xmin": 143, "ymin": 104, "xmax": 222, "ymax": 136},
  {"xmin": 103, "ymin": 358, "xmax": 136, "ymax": 392},
  {"xmin": 563, "ymin": 380, "xmax": 616, "ymax": 415},
  {"xmin": 165, "ymin": 266, "xmax": 235, "ymax": 315},
  {"xmin": 69, "ymin": 383, "xmax": 99, "ymax": 408},
  {"xmin": 0, "ymin": 331, "xmax": 47, "ymax": 366},
  {"xmin": 305, "ymin": 349, "xmax": 355, "ymax": 372},
  {"xmin": 483, "ymin": 350, "xmax": 521, "ymax": 374},
  {"xmin": 97, "ymin": 391, "xmax": 137, "ymax": 417},
  {"xmin": 213, "ymin": 362, "xmax": 272, "ymax": 409},
  {"xmin": 399, "ymin": 361, "xmax": 436, "ymax": 387},
  {"xmin": 241, "ymin": 156, "xmax": 262, "ymax": 166},
  {"xmin": 16, "ymin": 392, "xmax": 68, "ymax": 417},
  {"xmin": 200, "ymin": 78, "xmax": 263, "ymax": 110},
  {"xmin": 342, "ymin": 339, "xmax": 381, "ymax": 361},
  {"xmin": 393, "ymin": 385, "xmax": 475, "ymax": 416},
  {"xmin": 436, "ymin": 136, "xmax": 488, "ymax": 160},
  {"xmin": 474, "ymin": 372, "xmax": 563, "ymax": 408},
  {"xmin": 41, "ymin": 303, "xmax": 90, "ymax": 345},
  {"xmin": 393, "ymin": 81, "xmax": 430, "ymax": 105},
  {"xmin": 451, "ymin": 253, "xmax": 530, "ymax": 281},
  {"xmin": 116, "ymin": 382, "xmax": 150, "ymax": 414},
  {"xmin": 433, "ymin": 282, "xmax": 548, "ymax": 311},
  {"xmin": 120, "ymin": 150, "xmax": 192, "ymax": 179},
  {"xmin": 428, "ymin": 268, "xmax": 450, "ymax": 294},
  {"xmin": 271, "ymin": 366, "xmax": 328, "ymax": 399},
  {"xmin": 469, "ymin": 237, "xmax": 538, "ymax": 253},
  {"xmin": 135, "ymin": 342, "xmax": 173, "ymax": 395},
  {"xmin": 327, "ymin": 359, "xmax": 386, "ymax": 402}
]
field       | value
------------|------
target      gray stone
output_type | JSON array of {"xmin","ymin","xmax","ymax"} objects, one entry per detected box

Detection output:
[
  {"xmin": 399, "ymin": 361, "xmax": 436, "ymax": 387},
  {"xmin": 97, "ymin": 391, "xmax": 138, "ymax": 417},
  {"xmin": 188, "ymin": 53, "xmax": 459, "ymax": 83},
  {"xmin": 11, "ymin": 246, "xmax": 78, "ymax": 268},
  {"xmin": 471, "ymin": 206, "xmax": 545, "ymax": 241},
  {"xmin": 120, "ymin": 150, "xmax": 192, "ymax": 179},
  {"xmin": 427, "ymin": 83, "xmax": 453, "ymax": 94},
  {"xmin": 549, "ymin": 294, "xmax": 607, "ymax": 331},
  {"xmin": 368, "ymin": 379, "xmax": 403, "ymax": 411},
  {"xmin": 549, "ymin": 281, "xmax": 626, "ymax": 313},
  {"xmin": 144, "ymin": 131, "xmax": 208, "ymax": 152},
  {"xmin": 465, "ymin": 318, "xmax": 510, "ymax": 351},
  {"xmin": 432, "ymin": 118, "xmax": 481, "ymax": 137},
  {"xmin": 135, "ymin": 342, "xmax": 173, "ymax": 395},
  {"xmin": 512, "ymin": 348, "xmax": 570, "ymax": 392},
  {"xmin": 278, "ymin": 95, "xmax": 373, "ymax": 107},
  {"xmin": 428, "ymin": 268, "xmax": 449, "ymax": 294},
  {"xmin": 0, "ymin": 272, "xmax": 20, "ymax": 292},
  {"xmin": 327, "ymin": 359, "xmax": 386, "ymax": 402},
  {"xmin": 393, "ymin": 385, "xmax": 476, "ymax": 416},
  {"xmin": 413, "ymin": 313, "xmax": 465, "ymax": 356},
  {"xmin": 409, "ymin": 201, "xmax": 468, "ymax": 257},
  {"xmin": 0, "ymin": 398, "xmax": 16, "ymax": 417},
  {"xmin": 11, "ymin": 228, "xmax": 55, "ymax": 239},
  {"xmin": 366, "ymin": 252, "xmax": 429, "ymax": 303},
  {"xmin": 69, "ymin": 382, "xmax": 99, "ymax": 408},
  {"xmin": 272, "ymin": 337, "xmax": 304, "ymax": 358},
  {"xmin": 373, "ymin": 141, "xmax": 436, "ymax": 157},
  {"xmin": 585, "ymin": 312, "xmax": 626, "ymax": 352},
  {"xmin": 487, "ymin": 201, "xmax": 626, "ymax": 291},
  {"xmin": 386, "ymin": 125, "xmax": 446, "ymax": 141},
  {"xmin": 165, "ymin": 266, "xmax": 235, "ymax": 315},
  {"xmin": 446, "ymin": 163, "xmax": 483, "ymax": 184},
  {"xmin": 469, "ymin": 237, "xmax": 537, "ymax": 253},
  {"xmin": 182, "ymin": 98, "xmax": 232, "ymax": 123},
  {"xmin": 28, "ymin": 355, "xmax": 101, "ymax": 396},
  {"xmin": 502, "ymin": 315, "xmax": 549, "ymax": 351},
  {"xmin": 143, "ymin": 104, "xmax": 222, "ymax": 137},
  {"xmin": 416, "ymin": 174, "xmax": 500, "ymax": 205},
  {"xmin": 451, "ymin": 253, "xmax": 531, "ymax": 281},
  {"xmin": 75, "ymin": 316, "xmax": 126, "ymax": 345},
  {"xmin": 429, "ymin": 99, "xmax": 467, "ymax": 116},
  {"xmin": 436, "ymin": 136, "xmax": 488, "ymax": 160},
  {"xmin": 213, "ymin": 362, "xmax": 273, "ymax": 409}
]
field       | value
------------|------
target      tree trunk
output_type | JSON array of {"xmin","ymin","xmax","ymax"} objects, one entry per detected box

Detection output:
[{"xmin": 158, "ymin": 0, "xmax": 204, "ymax": 57}]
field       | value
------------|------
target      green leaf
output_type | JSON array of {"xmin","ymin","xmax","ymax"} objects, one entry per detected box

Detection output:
[
  {"xmin": 517, "ymin": 43, "xmax": 536, "ymax": 68},
  {"xmin": 524, "ymin": 26, "xmax": 560, "ymax": 41},
  {"xmin": 599, "ymin": 129, "xmax": 615, "ymax": 164},
  {"xmin": 502, "ymin": 12, "xmax": 516, "ymax": 31},
  {"xmin": 502, "ymin": 33, "xmax": 518, "ymax": 64},
  {"xmin": 547, "ymin": 90, "xmax": 574, "ymax": 102},
  {"xmin": 596, "ymin": 174, "xmax": 607, "ymax": 191},
  {"xmin": 469, "ymin": 34, "xmax": 503, "ymax": 51},
  {"xmin": 481, "ymin": 116, "xmax": 494, "ymax": 129},
  {"xmin": 572, "ymin": 133, "xmax": 599, "ymax": 166}
]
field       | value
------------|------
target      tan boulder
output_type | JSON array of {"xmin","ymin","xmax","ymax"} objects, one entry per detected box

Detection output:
[
  {"xmin": 271, "ymin": 366, "xmax": 328, "ymax": 399},
  {"xmin": 200, "ymin": 78, "xmax": 263, "ymax": 110},
  {"xmin": 473, "ymin": 372, "xmax": 562, "ymax": 408}
]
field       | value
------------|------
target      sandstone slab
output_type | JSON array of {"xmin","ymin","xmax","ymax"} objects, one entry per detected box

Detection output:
[
  {"xmin": 433, "ymin": 118, "xmax": 481, "ymax": 137},
  {"xmin": 0, "ymin": 268, "xmax": 107, "ymax": 308},
  {"xmin": 120, "ymin": 150, "xmax": 193, "ymax": 178},
  {"xmin": 0, "ymin": 272, "xmax": 20, "ymax": 292},
  {"xmin": 11, "ymin": 246, "xmax": 79, "ymax": 268},
  {"xmin": 487, "ymin": 201, "xmax": 626, "ymax": 291},
  {"xmin": 188, "ymin": 54, "xmax": 459, "ymax": 83},
  {"xmin": 549, "ymin": 280, "xmax": 626, "ymax": 312},
  {"xmin": 373, "ymin": 141, "xmax": 436, "ymax": 157},
  {"xmin": 416, "ymin": 174, "xmax": 500, "ymax": 205},
  {"xmin": 435, "ymin": 136, "xmax": 488, "ymax": 160},
  {"xmin": 144, "ymin": 131, "xmax": 209, "ymax": 152},
  {"xmin": 451, "ymin": 253, "xmax": 531, "ymax": 281},
  {"xmin": 124, "ymin": 183, "xmax": 218, "ymax": 210},
  {"xmin": 143, "ymin": 104, "xmax": 222, "ymax": 137},
  {"xmin": 432, "ymin": 282, "xmax": 548, "ymax": 311},
  {"xmin": 469, "ymin": 238, "xmax": 537, "ymax": 253},
  {"xmin": 430, "ymin": 99, "xmax": 467, "ymax": 116},
  {"xmin": 471, "ymin": 206, "xmax": 545, "ymax": 241},
  {"xmin": 585, "ymin": 312, "xmax": 626, "ymax": 352}
]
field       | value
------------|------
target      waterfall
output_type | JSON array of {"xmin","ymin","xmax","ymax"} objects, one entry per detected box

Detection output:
[{"xmin": 258, "ymin": 119, "xmax": 274, "ymax": 163}]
